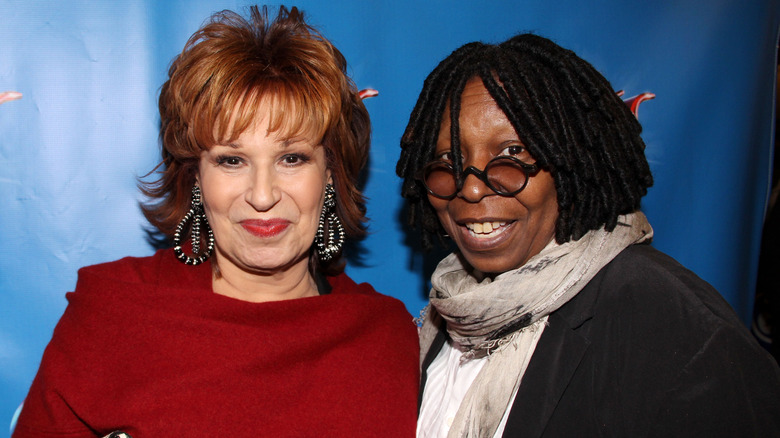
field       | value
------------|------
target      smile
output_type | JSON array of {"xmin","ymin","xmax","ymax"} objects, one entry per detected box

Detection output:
[
  {"xmin": 465, "ymin": 221, "xmax": 508, "ymax": 238},
  {"xmin": 240, "ymin": 219, "xmax": 290, "ymax": 238}
]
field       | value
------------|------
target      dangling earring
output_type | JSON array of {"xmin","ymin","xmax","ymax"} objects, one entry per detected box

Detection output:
[
  {"xmin": 173, "ymin": 185, "xmax": 214, "ymax": 265},
  {"xmin": 315, "ymin": 183, "xmax": 344, "ymax": 262}
]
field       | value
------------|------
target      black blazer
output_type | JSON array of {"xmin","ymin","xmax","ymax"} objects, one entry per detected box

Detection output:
[{"xmin": 420, "ymin": 244, "xmax": 780, "ymax": 437}]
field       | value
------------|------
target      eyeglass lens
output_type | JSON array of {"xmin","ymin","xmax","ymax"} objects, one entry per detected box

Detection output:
[{"xmin": 423, "ymin": 157, "xmax": 530, "ymax": 198}]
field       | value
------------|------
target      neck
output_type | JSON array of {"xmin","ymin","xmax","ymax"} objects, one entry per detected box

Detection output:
[{"xmin": 211, "ymin": 255, "xmax": 319, "ymax": 303}]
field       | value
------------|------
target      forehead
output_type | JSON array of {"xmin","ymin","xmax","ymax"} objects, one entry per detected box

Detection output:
[
  {"xmin": 459, "ymin": 78, "xmax": 500, "ymax": 107},
  {"xmin": 437, "ymin": 79, "xmax": 518, "ymax": 143}
]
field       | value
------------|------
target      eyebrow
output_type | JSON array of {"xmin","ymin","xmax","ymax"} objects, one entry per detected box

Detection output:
[{"xmin": 216, "ymin": 133, "xmax": 316, "ymax": 150}]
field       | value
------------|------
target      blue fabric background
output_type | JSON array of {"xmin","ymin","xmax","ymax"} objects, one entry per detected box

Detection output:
[{"xmin": 1, "ymin": 0, "xmax": 778, "ymax": 433}]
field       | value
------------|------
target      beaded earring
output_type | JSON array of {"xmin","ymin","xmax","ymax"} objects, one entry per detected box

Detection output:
[
  {"xmin": 314, "ymin": 183, "xmax": 344, "ymax": 262},
  {"xmin": 173, "ymin": 185, "xmax": 215, "ymax": 265}
]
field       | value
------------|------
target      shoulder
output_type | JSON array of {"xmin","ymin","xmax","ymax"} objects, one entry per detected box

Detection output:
[
  {"xmin": 584, "ymin": 243, "xmax": 744, "ymax": 330},
  {"xmin": 565, "ymin": 242, "xmax": 778, "ymax": 381},
  {"xmin": 78, "ymin": 249, "xmax": 170, "ymax": 282},
  {"xmin": 571, "ymin": 244, "xmax": 780, "ymax": 422},
  {"xmin": 327, "ymin": 272, "xmax": 414, "ymax": 320},
  {"xmin": 573, "ymin": 243, "xmax": 756, "ymax": 355},
  {"xmin": 74, "ymin": 248, "xmax": 210, "ymax": 294},
  {"xmin": 326, "ymin": 271, "xmax": 376, "ymax": 295},
  {"xmin": 548, "ymin": 244, "xmax": 780, "ymax": 433},
  {"xmin": 327, "ymin": 272, "xmax": 402, "ymax": 304},
  {"xmin": 594, "ymin": 243, "xmax": 708, "ymax": 292}
]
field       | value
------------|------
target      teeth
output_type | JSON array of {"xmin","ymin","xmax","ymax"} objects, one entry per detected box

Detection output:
[{"xmin": 466, "ymin": 221, "xmax": 507, "ymax": 236}]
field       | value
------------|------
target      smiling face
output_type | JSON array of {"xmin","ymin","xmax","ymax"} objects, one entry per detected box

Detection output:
[
  {"xmin": 196, "ymin": 100, "xmax": 331, "ymax": 285},
  {"xmin": 429, "ymin": 78, "xmax": 559, "ymax": 274}
]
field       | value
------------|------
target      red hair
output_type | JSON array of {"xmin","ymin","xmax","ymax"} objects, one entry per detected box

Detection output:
[{"xmin": 141, "ymin": 6, "xmax": 370, "ymax": 272}]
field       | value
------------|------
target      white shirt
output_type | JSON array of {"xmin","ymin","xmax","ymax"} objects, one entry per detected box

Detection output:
[{"xmin": 417, "ymin": 318, "xmax": 547, "ymax": 438}]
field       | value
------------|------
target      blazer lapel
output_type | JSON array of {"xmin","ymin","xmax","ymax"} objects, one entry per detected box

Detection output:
[
  {"xmin": 418, "ymin": 328, "xmax": 447, "ymax": 409},
  {"xmin": 502, "ymin": 311, "xmax": 591, "ymax": 437}
]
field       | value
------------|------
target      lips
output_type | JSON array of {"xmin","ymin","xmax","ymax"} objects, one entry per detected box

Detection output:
[{"xmin": 240, "ymin": 219, "xmax": 290, "ymax": 238}]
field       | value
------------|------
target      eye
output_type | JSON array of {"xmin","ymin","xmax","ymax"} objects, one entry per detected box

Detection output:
[
  {"xmin": 499, "ymin": 145, "xmax": 524, "ymax": 156},
  {"xmin": 216, "ymin": 155, "xmax": 244, "ymax": 167},
  {"xmin": 499, "ymin": 145, "xmax": 534, "ymax": 162},
  {"xmin": 280, "ymin": 153, "xmax": 311, "ymax": 167},
  {"xmin": 434, "ymin": 150, "xmax": 460, "ymax": 163}
]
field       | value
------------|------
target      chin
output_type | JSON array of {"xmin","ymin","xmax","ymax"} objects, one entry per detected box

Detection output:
[{"xmin": 461, "ymin": 253, "xmax": 524, "ymax": 276}]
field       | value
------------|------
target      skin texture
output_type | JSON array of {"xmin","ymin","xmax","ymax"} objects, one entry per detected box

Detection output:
[
  {"xmin": 197, "ymin": 100, "xmax": 331, "ymax": 302},
  {"xmin": 430, "ymin": 78, "xmax": 559, "ymax": 275}
]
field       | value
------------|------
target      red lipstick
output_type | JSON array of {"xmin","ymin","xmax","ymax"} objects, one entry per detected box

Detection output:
[{"xmin": 240, "ymin": 219, "xmax": 290, "ymax": 238}]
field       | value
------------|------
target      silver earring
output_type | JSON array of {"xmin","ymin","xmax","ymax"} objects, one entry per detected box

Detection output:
[
  {"xmin": 173, "ymin": 185, "xmax": 214, "ymax": 265},
  {"xmin": 315, "ymin": 184, "xmax": 344, "ymax": 262}
]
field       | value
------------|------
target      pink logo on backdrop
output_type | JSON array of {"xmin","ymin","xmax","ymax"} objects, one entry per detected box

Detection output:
[
  {"xmin": 618, "ymin": 90, "xmax": 655, "ymax": 119},
  {"xmin": 0, "ymin": 91, "xmax": 22, "ymax": 106}
]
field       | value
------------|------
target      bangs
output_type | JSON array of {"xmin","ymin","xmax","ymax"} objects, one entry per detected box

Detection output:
[{"xmin": 192, "ymin": 78, "xmax": 337, "ymax": 148}]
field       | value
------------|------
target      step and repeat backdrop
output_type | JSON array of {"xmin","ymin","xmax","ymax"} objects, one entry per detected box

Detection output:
[{"xmin": 1, "ymin": 0, "xmax": 778, "ymax": 433}]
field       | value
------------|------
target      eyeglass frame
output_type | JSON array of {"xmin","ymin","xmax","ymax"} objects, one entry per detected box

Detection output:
[{"xmin": 416, "ymin": 155, "xmax": 541, "ymax": 200}]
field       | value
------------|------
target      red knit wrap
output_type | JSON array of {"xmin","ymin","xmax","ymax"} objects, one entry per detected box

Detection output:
[{"xmin": 15, "ymin": 249, "xmax": 419, "ymax": 437}]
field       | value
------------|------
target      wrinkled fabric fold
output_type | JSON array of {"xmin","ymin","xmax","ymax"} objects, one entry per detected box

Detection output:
[
  {"xmin": 419, "ymin": 211, "xmax": 653, "ymax": 437},
  {"xmin": 15, "ymin": 249, "xmax": 420, "ymax": 436}
]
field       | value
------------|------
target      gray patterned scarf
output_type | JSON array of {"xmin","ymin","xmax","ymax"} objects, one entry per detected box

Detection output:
[{"xmin": 419, "ymin": 212, "xmax": 653, "ymax": 437}]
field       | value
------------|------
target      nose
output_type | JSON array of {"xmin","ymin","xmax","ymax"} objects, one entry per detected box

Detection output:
[
  {"xmin": 457, "ymin": 167, "xmax": 493, "ymax": 202},
  {"xmin": 245, "ymin": 167, "xmax": 281, "ymax": 211}
]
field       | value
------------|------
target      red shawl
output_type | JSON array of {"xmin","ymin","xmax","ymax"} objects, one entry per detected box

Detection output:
[{"xmin": 14, "ymin": 249, "xmax": 419, "ymax": 437}]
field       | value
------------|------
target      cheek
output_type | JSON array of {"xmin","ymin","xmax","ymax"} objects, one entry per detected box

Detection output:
[
  {"xmin": 303, "ymin": 190, "xmax": 324, "ymax": 221},
  {"xmin": 428, "ymin": 196, "xmax": 454, "ymax": 232},
  {"xmin": 200, "ymin": 185, "xmax": 230, "ymax": 222},
  {"xmin": 198, "ymin": 172, "xmax": 239, "ymax": 218},
  {"xmin": 521, "ymin": 171, "xmax": 559, "ymax": 231},
  {"xmin": 529, "ymin": 172, "xmax": 558, "ymax": 213},
  {"xmin": 288, "ymin": 175, "xmax": 326, "ymax": 218},
  {"xmin": 533, "ymin": 198, "xmax": 559, "ymax": 239}
]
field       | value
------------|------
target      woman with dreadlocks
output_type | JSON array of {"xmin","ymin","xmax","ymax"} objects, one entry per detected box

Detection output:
[{"xmin": 398, "ymin": 33, "xmax": 780, "ymax": 437}]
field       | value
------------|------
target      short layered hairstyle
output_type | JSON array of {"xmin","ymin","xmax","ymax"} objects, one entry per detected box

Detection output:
[{"xmin": 142, "ymin": 6, "xmax": 370, "ymax": 271}]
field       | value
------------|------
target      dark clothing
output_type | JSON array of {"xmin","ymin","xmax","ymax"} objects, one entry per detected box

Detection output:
[{"xmin": 421, "ymin": 244, "xmax": 780, "ymax": 437}]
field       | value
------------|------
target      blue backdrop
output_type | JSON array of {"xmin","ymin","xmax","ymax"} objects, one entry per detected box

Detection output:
[{"xmin": 1, "ymin": 0, "xmax": 778, "ymax": 434}]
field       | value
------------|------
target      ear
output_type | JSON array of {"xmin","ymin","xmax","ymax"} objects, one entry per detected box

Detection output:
[{"xmin": 326, "ymin": 169, "xmax": 333, "ymax": 186}]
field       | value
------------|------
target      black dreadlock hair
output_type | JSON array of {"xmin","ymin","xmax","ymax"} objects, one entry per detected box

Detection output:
[{"xmin": 397, "ymin": 33, "xmax": 653, "ymax": 251}]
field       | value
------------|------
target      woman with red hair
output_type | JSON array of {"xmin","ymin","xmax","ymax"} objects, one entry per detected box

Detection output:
[{"xmin": 14, "ymin": 6, "xmax": 418, "ymax": 436}]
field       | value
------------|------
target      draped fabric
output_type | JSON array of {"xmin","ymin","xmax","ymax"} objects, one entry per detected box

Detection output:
[{"xmin": 13, "ymin": 250, "xmax": 419, "ymax": 437}]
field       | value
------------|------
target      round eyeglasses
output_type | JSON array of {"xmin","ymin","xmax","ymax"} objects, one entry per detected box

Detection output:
[{"xmin": 417, "ymin": 156, "xmax": 540, "ymax": 200}]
